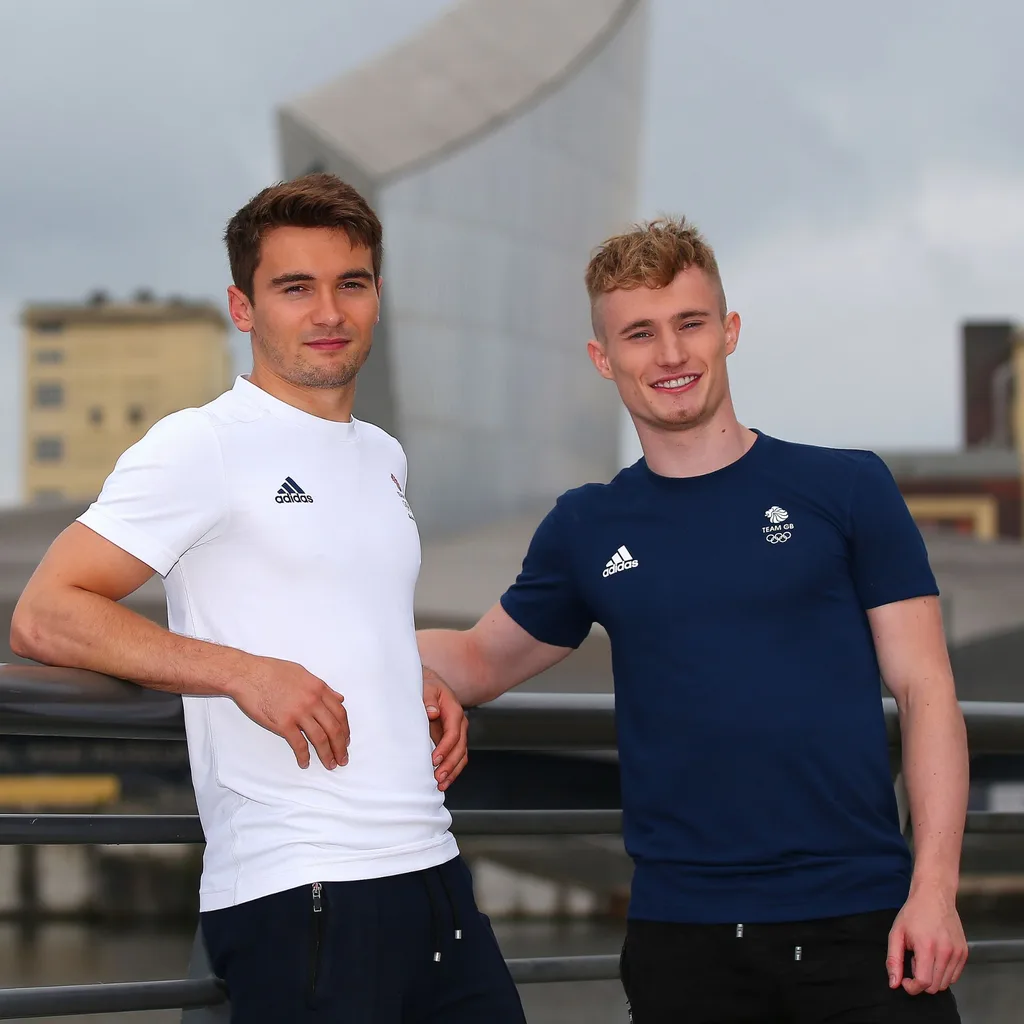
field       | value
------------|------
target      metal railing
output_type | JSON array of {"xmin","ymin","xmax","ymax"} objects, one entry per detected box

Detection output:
[{"xmin": 0, "ymin": 663, "xmax": 1023, "ymax": 1018}]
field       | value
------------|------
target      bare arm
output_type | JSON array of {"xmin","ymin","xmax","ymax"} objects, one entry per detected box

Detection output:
[
  {"xmin": 11, "ymin": 523, "xmax": 349, "ymax": 770},
  {"xmin": 870, "ymin": 594, "xmax": 968, "ymax": 994},
  {"xmin": 418, "ymin": 602, "xmax": 573, "ymax": 707}
]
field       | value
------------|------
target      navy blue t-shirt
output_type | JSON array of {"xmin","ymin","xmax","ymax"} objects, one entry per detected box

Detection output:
[{"xmin": 500, "ymin": 433, "xmax": 938, "ymax": 924}]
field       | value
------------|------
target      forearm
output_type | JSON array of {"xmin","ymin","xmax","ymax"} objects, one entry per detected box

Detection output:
[
  {"xmin": 11, "ymin": 586, "xmax": 251, "ymax": 698},
  {"xmin": 900, "ymin": 690, "xmax": 969, "ymax": 896},
  {"xmin": 417, "ymin": 628, "xmax": 501, "ymax": 707}
]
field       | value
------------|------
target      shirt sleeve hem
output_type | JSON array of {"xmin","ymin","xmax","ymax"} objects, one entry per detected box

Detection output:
[
  {"xmin": 77, "ymin": 507, "xmax": 178, "ymax": 577},
  {"xmin": 499, "ymin": 593, "xmax": 590, "ymax": 650},
  {"xmin": 861, "ymin": 582, "xmax": 940, "ymax": 612}
]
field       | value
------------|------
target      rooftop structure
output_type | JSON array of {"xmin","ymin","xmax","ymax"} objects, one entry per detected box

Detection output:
[{"xmin": 278, "ymin": 0, "xmax": 648, "ymax": 536}]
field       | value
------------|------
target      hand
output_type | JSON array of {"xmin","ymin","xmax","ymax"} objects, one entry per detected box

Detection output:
[
  {"xmin": 887, "ymin": 884, "xmax": 968, "ymax": 995},
  {"xmin": 423, "ymin": 667, "xmax": 468, "ymax": 792},
  {"xmin": 231, "ymin": 657, "xmax": 350, "ymax": 771}
]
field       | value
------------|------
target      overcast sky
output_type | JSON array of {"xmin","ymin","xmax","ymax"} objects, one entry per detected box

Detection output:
[{"xmin": 1, "ymin": 0, "xmax": 1022, "ymax": 502}]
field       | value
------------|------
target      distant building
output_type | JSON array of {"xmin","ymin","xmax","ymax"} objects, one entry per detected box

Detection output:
[
  {"xmin": 21, "ymin": 294, "xmax": 232, "ymax": 504},
  {"xmin": 879, "ymin": 322, "xmax": 1023, "ymax": 540},
  {"xmin": 278, "ymin": 0, "xmax": 648, "ymax": 536}
]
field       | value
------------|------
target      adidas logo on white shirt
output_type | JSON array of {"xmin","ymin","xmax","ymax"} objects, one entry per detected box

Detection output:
[
  {"xmin": 275, "ymin": 476, "xmax": 314, "ymax": 504},
  {"xmin": 603, "ymin": 545, "xmax": 638, "ymax": 578}
]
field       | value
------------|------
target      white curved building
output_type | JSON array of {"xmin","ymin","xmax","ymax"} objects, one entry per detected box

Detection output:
[{"xmin": 279, "ymin": 0, "xmax": 647, "ymax": 535}]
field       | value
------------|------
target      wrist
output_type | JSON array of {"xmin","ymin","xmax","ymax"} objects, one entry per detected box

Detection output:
[
  {"xmin": 205, "ymin": 647, "xmax": 258, "ymax": 700},
  {"xmin": 908, "ymin": 868, "xmax": 959, "ymax": 902}
]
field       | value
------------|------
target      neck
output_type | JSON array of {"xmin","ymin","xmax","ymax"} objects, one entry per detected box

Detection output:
[
  {"xmin": 247, "ymin": 363, "xmax": 355, "ymax": 422},
  {"xmin": 634, "ymin": 397, "xmax": 757, "ymax": 478}
]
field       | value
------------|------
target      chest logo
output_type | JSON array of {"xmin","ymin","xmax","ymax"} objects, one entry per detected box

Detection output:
[
  {"xmin": 275, "ymin": 476, "xmax": 314, "ymax": 504},
  {"xmin": 763, "ymin": 505, "xmax": 794, "ymax": 543},
  {"xmin": 391, "ymin": 474, "xmax": 415, "ymax": 521},
  {"xmin": 603, "ymin": 545, "xmax": 638, "ymax": 577}
]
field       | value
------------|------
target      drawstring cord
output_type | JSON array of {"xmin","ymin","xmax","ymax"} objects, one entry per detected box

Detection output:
[
  {"xmin": 437, "ymin": 865, "xmax": 463, "ymax": 942},
  {"xmin": 421, "ymin": 864, "xmax": 462, "ymax": 964}
]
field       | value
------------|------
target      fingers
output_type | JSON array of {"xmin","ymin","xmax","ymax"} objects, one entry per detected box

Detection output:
[
  {"xmin": 434, "ymin": 709, "xmax": 469, "ymax": 787},
  {"xmin": 428, "ymin": 711, "xmax": 444, "ymax": 749},
  {"xmin": 903, "ymin": 946, "xmax": 935, "ymax": 996},
  {"xmin": 284, "ymin": 727, "xmax": 311, "ymax": 769},
  {"xmin": 316, "ymin": 697, "xmax": 350, "ymax": 767},
  {"xmin": 431, "ymin": 699, "xmax": 466, "ymax": 769},
  {"xmin": 439, "ymin": 752, "xmax": 468, "ymax": 792},
  {"xmin": 299, "ymin": 716, "xmax": 336, "ymax": 771},
  {"xmin": 886, "ymin": 925, "xmax": 906, "ymax": 990},
  {"xmin": 937, "ymin": 947, "xmax": 960, "ymax": 993},
  {"xmin": 949, "ymin": 945, "xmax": 968, "ymax": 987}
]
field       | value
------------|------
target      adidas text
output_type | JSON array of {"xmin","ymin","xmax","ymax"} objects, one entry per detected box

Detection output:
[
  {"xmin": 275, "ymin": 493, "xmax": 314, "ymax": 504},
  {"xmin": 603, "ymin": 559, "xmax": 638, "ymax": 577}
]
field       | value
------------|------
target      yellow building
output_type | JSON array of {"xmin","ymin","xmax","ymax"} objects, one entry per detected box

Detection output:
[{"xmin": 22, "ymin": 295, "xmax": 233, "ymax": 503}]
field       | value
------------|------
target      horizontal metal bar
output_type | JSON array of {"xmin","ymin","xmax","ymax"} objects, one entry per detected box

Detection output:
[
  {"xmin": 4, "ymin": 663, "xmax": 1024, "ymax": 756},
  {"xmin": 2, "ymin": 940, "xmax": 1021, "ymax": 1016},
  {"xmin": 962, "ymin": 939, "xmax": 1024, "ymax": 964},
  {"xmin": 0, "ymin": 809, "xmax": 626, "ymax": 845},
  {"xmin": 506, "ymin": 953, "xmax": 619, "ymax": 984},
  {"xmin": 965, "ymin": 811, "xmax": 1024, "ymax": 834},
  {"xmin": 0, "ymin": 814, "xmax": 205, "ymax": 845},
  {"xmin": 0, "ymin": 977, "xmax": 224, "ymax": 1020},
  {"xmin": 7, "ymin": 807, "xmax": 1024, "ymax": 845},
  {"xmin": 452, "ymin": 808, "xmax": 623, "ymax": 834}
]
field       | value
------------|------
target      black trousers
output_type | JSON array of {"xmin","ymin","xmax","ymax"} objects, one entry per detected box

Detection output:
[
  {"xmin": 201, "ymin": 856, "xmax": 525, "ymax": 1024},
  {"xmin": 620, "ymin": 909, "xmax": 961, "ymax": 1024}
]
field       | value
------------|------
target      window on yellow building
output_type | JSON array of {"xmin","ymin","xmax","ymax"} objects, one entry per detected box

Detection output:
[
  {"xmin": 34, "ymin": 382, "xmax": 64, "ymax": 408},
  {"xmin": 33, "ymin": 437, "xmax": 63, "ymax": 462}
]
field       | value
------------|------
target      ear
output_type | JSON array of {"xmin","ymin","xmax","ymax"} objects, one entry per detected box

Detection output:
[
  {"xmin": 587, "ymin": 337, "xmax": 615, "ymax": 381},
  {"xmin": 227, "ymin": 286, "xmax": 255, "ymax": 333},
  {"xmin": 375, "ymin": 277, "xmax": 383, "ymax": 323},
  {"xmin": 724, "ymin": 311, "xmax": 741, "ymax": 356}
]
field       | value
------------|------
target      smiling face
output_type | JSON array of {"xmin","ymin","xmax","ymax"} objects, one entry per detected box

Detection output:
[
  {"xmin": 587, "ymin": 266, "xmax": 741, "ymax": 433},
  {"xmin": 227, "ymin": 225, "xmax": 380, "ymax": 392}
]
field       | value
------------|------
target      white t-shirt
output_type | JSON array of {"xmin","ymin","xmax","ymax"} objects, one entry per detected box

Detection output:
[{"xmin": 79, "ymin": 376, "xmax": 457, "ymax": 911}]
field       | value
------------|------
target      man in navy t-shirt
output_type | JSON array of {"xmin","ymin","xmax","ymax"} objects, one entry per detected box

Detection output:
[{"xmin": 418, "ymin": 218, "xmax": 968, "ymax": 1023}]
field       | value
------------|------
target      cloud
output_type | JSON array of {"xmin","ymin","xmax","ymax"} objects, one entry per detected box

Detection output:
[{"xmin": 722, "ymin": 166, "xmax": 1024, "ymax": 450}]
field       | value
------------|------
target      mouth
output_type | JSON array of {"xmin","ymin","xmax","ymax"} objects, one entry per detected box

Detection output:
[
  {"xmin": 304, "ymin": 338, "xmax": 351, "ymax": 352},
  {"xmin": 651, "ymin": 373, "xmax": 701, "ymax": 393}
]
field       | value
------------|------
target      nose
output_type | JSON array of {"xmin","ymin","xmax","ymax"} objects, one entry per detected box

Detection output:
[
  {"xmin": 653, "ymin": 330, "xmax": 689, "ymax": 368},
  {"xmin": 311, "ymin": 290, "xmax": 346, "ymax": 328}
]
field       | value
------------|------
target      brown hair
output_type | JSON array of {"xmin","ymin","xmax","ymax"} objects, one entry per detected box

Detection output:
[
  {"xmin": 585, "ymin": 216, "xmax": 726, "ymax": 322},
  {"xmin": 224, "ymin": 173, "xmax": 383, "ymax": 301}
]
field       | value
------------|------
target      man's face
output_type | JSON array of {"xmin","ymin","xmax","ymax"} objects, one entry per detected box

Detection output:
[
  {"xmin": 587, "ymin": 266, "xmax": 740, "ymax": 432},
  {"xmin": 227, "ymin": 226, "xmax": 380, "ymax": 390}
]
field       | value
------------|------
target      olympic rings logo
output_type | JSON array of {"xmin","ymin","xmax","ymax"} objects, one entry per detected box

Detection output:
[{"xmin": 765, "ymin": 531, "xmax": 792, "ymax": 544}]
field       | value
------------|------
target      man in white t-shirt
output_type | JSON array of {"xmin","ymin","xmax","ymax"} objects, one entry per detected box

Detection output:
[{"xmin": 12, "ymin": 173, "xmax": 526, "ymax": 1023}]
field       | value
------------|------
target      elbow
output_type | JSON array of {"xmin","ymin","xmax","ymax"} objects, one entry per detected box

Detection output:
[{"xmin": 10, "ymin": 598, "xmax": 48, "ymax": 662}]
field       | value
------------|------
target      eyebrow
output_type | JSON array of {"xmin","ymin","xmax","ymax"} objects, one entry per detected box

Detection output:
[
  {"xmin": 618, "ymin": 310, "xmax": 712, "ymax": 336},
  {"xmin": 269, "ymin": 269, "xmax": 375, "ymax": 287}
]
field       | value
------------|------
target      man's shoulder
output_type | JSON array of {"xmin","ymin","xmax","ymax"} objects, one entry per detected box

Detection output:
[
  {"xmin": 550, "ymin": 462, "xmax": 647, "ymax": 524},
  {"xmin": 353, "ymin": 418, "xmax": 403, "ymax": 454},
  {"xmin": 761, "ymin": 434, "xmax": 883, "ymax": 482}
]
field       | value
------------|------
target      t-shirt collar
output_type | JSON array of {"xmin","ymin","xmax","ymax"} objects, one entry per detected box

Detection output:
[{"xmin": 232, "ymin": 375, "xmax": 358, "ymax": 438}]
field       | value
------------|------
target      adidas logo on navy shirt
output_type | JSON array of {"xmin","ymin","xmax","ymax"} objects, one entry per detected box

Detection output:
[
  {"xmin": 603, "ymin": 545, "xmax": 638, "ymax": 577},
  {"xmin": 275, "ymin": 477, "xmax": 314, "ymax": 504}
]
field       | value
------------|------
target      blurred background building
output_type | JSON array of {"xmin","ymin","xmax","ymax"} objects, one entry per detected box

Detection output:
[
  {"xmin": 880, "ymin": 321, "xmax": 1024, "ymax": 541},
  {"xmin": 21, "ymin": 293, "xmax": 231, "ymax": 504},
  {"xmin": 279, "ymin": 0, "xmax": 647, "ymax": 535}
]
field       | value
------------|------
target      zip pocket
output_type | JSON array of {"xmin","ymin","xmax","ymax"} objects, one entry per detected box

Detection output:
[{"xmin": 308, "ymin": 882, "xmax": 326, "ymax": 1004}]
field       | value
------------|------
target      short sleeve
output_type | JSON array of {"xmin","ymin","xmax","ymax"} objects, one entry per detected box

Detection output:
[
  {"xmin": 77, "ymin": 410, "xmax": 227, "ymax": 577},
  {"xmin": 849, "ymin": 453, "xmax": 938, "ymax": 610},
  {"xmin": 499, "ymin": 501, "xmax": 594, "ymax": 649}
]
